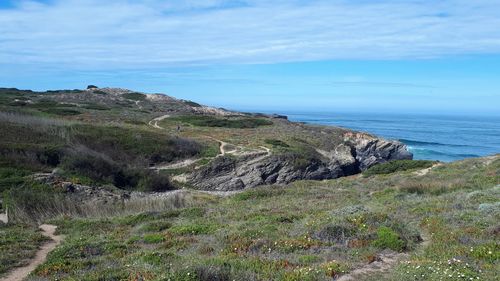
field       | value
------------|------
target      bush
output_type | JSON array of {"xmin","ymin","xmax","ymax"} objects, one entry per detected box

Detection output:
[
  {"xmin": 264, "ymin": 139, "xmax": 290, "ymax": 148},
  {"xmin": 140, "ymin": 221, "xmax": 172, "ymax": 232},
  {"xmin": 138, "ymin": 172, "xmax": 173, "ymax": 192},
  {"xmin": 61, "ymin": 150, "xmax": 174, "ymax": 191},
  {"xmin": 194, "ymin": 265, "xmax": 232, "ymax": 281},
  {"xmin": 372, "ymin": 226, "xmax": 405, "ymax": 251},
  {"xmin": 143, "ymin": 233, "xmax": 165, "ymax": 244},
  {"xmin": 363, "ymin": 160, "xmax": 436, "ymax": 176},
  {"xmin": 315, "ymin": 223, "xmax": 357, "ymax": 244},
  {"xmin": 61, "ymin": 152, "xmax": 127, "ymax": 186}
]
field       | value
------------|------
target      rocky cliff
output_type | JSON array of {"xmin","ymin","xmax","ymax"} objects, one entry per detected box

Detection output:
[{"xmin": 187, "ymin": 133, "xmax": 412, "ymax": 191}]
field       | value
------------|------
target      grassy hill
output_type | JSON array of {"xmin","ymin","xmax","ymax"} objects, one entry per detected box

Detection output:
[
  {"xmin": 0, "ymin": 87, "xmax": 497, "ymax": 280},
  {"xmin": 1, "ymin": 155, "xmax": 498, "ymax": 280}
]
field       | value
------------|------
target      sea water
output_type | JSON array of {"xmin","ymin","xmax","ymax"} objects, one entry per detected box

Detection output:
[{"xmin": 271, "ymin": 111, "xmax": 500, "ymax": 162}]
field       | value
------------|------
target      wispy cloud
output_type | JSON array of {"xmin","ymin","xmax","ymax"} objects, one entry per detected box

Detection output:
[{"xmin": 1, "ymin": 0, "xmax": 500, "ymax": 70}]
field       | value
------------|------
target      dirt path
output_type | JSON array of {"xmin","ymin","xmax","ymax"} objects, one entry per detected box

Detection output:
[
  {"xmin": 414, "ymin": 163, "xmax": 442, "ymax": 176},
  {"xmin": 336, "ymin": 251, "xmax": 409, "ymax": 281},
  {"xmin": 151, "ymin": 158, "xmax": 200, "ymax": 170},
  {"xmin": 336, "ymin": 232, "xmax": 430, "ymax": 281},
  {"xmin": 0, "ymin": 212, "xmax": 7, "ymax": 224},
  {"xmin": 2, "ymin": 224, "xmax": 63, "ymax": 281},
  {"xmin": 148, "ymin": 114, "xmax": 170, "ymax": 129}
]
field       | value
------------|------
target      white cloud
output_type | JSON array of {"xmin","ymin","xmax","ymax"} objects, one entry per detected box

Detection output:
[{"xmin": 1, "ymin": 0, "xmax": 500, "ymax": 70}]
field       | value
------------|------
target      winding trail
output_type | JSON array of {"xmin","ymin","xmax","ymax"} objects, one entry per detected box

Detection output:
[
  {"xmin": 146, "ymin": 115, "xmax": 272, "ymax": 181},
  {"xmin": 2, "ymin": 223, "xmax": 63, "ymax": 281},
  {"xmin": 148, "ymin": 114, "xmax": 170, "ymax": 129}
]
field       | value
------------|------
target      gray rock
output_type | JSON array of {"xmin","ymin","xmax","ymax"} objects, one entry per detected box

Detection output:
[{"xmin": 187, "ymin": 136, "xmax": 412, "ymax": 190}]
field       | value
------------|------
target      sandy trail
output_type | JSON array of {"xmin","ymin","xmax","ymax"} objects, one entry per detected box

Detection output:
[
  {"xmin": 148, "ymin": 114, "xmax": 170, "ymax": 129},
  {"xmin": 336, "ymin": 252, "xmax": 409, "ymax": 281},
  {"xmin": 336, "ymin": 232, "xmax": 430, "ymax": 281},
  {"xmin": 0, "ymin": 212, "xmax": 7, "ymax": 224},
  {"xmin": 151, "ymin": 158, "xmax": 200, "ymax": 170},
  {"xmin": 414, "ymin": 163, "xmax": 442, "ymax": 176},
  {"xmin": 2, "ymin": 224, "xmax": 63, "ymax": 281}
]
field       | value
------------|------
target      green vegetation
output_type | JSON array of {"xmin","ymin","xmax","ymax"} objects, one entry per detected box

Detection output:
[
  {"xmin": 0, "ymin": 224, "xmax": 48, "ymax": 275},
  {"xmin": 183, "ymin": 100, "xmax": 202, "ymax": 107},
  {"xmin": 42, "ymin": 108, "xmax": 82, "ymax": 116},
  {"xmin": 372, "ymin": 226, "xmax": 405, "ymax": 252},
  {"xmin": 265, "ymin": 138, "xmax": 290, "ymax": 148},
  {"xmin": 122, "ymin": 92, "xmax": 147, "ymax": 101},
  {"xmin": 1, "ymin": 156, "xmax": 494, "ymax": 280},
  {"xmin": 363, "ymin": 159, "xmax": 436, "ymax": 176},
  {"xmin": 81, "ymin": 103, "xmax": 111, "ymax": 110},
  {"xmin": 0, "ymin": 87, "xmax": 498, "ymax": 280},
  {"xmin": 0, "ymin": 111, "xmax": 206, "ymax": 194},
  {"xmin": 170, "ymin": 115, "xmax": 273, "ymax": 128}
]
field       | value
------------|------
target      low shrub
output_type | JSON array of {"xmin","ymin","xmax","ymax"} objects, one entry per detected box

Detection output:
[
  {"xmin": 143, "ymin": 233, "xmax": 165, "ymax": 244},
  {"xmin": 137, "ymin": 172, "xmax": 173, "ymax": 192},
  {"xmin": 61, "ymin": 150, "xmax": 174, "ymax": 192},
  {"xmin": 140, "ymin": 221, "xmax": 172, "ymax": 232},
  {"xmin": 234, "ymin": 187, "xmax": 286, "ymax": 201},
  {"xmin": 264, "ymin": 139, "xmax": 290, "ymax": 148},
  {"xmin": 363, "ymin": 160, "xmax": 436, "ymax": 176},
  {"xmin": 194, "ymin": 265, "xmax": 232, "ymax": 281},
  {"xmin": 315, "ymin": 223, "xmax": 357, "ymax": 244},
  {"xmin": 372, "ymin": 226, "xmax": 406, "ymax": 251}
]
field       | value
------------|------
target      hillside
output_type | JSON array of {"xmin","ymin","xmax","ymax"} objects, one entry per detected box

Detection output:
[
  {"xmin": 1, "ymin": 153, "xmax": 498, "ymax": 280},
  {"xmin": 0, "ymin": 86, "xmax": 411, "ymax": 194},
  {"xmin": 4, "ymin": 86, "xmax": 498, "ymax": 281}
]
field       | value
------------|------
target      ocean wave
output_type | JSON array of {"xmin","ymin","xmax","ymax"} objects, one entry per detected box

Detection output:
[
  {"xmin": 407, "ymin": 147, "xmax": 480, "ymax": 158},
  {"xmin": 400, "ymin": 138, "xmax": 472, "ymax": 148}
]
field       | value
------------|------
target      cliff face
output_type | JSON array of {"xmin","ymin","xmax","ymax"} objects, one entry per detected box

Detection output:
[{"xmin": 188, "ymin": 136, "xmax": 412, "ymax": 191}]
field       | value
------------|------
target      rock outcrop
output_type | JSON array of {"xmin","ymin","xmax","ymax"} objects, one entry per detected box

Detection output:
[{"xmin": 187, "ymin": 135, "xmax": 412, "ymax": 191}]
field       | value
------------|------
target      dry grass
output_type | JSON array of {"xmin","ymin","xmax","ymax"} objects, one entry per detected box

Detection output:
[{"xmin": 6, "ymin": 190, "xmax": 196, "ymax": 224}]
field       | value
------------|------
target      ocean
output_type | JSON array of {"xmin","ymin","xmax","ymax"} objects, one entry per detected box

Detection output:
[{"xmin": 264, "ymin": 111, "xmax": 500, "ymax": 162}]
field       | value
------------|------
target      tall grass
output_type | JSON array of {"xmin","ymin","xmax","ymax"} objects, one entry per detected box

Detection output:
[
  {"xmin": 5, "ymin": 188, "xmax": 192, "ymax": 224},
  {"xmin": 0, "ymin": 111, "xmax": 75, "ymax": 141}
]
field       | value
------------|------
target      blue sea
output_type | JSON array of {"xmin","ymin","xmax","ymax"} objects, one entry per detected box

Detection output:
[{"xmin": 265, "ymin": 111, "xmax": 500, "ymax": 162}]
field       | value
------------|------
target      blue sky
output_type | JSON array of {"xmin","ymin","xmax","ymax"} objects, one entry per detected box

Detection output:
[{"xmin": 1, "ymin": 0, "xmax": 500, "ymax": 115}]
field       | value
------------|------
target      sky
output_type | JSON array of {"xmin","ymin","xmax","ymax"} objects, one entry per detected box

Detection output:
[{"xmin": 1, "ymin": 0, "xmax": 500, "ymax": 115}]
